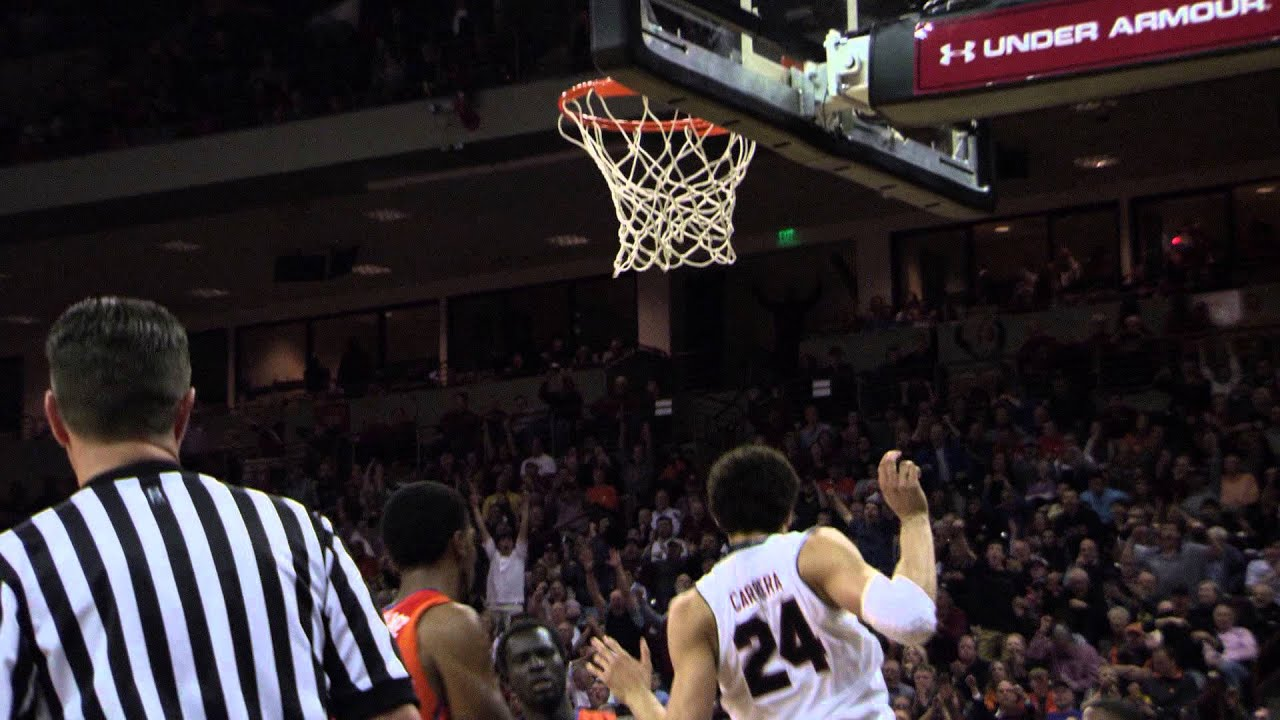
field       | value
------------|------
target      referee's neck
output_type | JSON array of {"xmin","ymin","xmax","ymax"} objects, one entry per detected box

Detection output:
[{"xmin": 68, "ymin": 439, "xmax": 182, "ymax": 488}]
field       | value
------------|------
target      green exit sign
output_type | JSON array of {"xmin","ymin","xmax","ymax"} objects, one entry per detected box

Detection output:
[{"xmin": 776, "ymin": 228, "xmax": 799, "ymax": 247}]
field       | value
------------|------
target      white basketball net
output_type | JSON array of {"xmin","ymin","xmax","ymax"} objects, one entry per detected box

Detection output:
[{"xmin": 558, "ymin": 83, "xmax": 757, "ymax": 276}]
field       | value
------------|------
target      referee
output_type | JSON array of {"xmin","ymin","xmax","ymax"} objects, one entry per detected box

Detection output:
[{"xmin": 0, "ymin": 298, "xmax": 418, "ymax": 719}]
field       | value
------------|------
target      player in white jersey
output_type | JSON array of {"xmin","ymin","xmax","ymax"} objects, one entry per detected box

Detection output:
[{"xmin": 588, "ymin": 447, "xmax": 937, "ymax": 720}]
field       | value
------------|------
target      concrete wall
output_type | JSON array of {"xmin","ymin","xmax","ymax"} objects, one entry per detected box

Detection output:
[
  {"xmin": 0, "ymin": 76, "xmax": 592, "ymax": 215},
  {"xmin": 198, "ymin": 368, "xmax": 608, "ymax": 450}
]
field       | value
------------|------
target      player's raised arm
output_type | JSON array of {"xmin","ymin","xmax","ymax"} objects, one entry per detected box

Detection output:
[
  {"xmin": 589, "ymin": 589, "xmax": 719, "ymax": 720},
  {"xmin": 516, "ymin": 493, "xmax": 531, "ymax": 549},
  {"xmin": 469, "ymin": 491, "xmax": 494, "ymax": 551},
  {"xmin": 878, "ymin": 451, "xmax": 938, "ymax": 602},
  {"xmin": 798, "ymin": 450, "xmax": 937, "ymax": 647}
]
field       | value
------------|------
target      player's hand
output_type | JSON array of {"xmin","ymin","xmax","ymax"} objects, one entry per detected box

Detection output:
[
  {"xmin": 877, "ymin": 451, "xmax": 928, "ymax": 521},
  {"xmin": 588, "ymin": 636, "xmax": 653, "ymax": 706}
]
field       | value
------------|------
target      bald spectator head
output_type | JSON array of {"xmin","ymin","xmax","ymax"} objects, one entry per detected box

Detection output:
[
  {"xmin": 1107, "ymin": 606, "xmax": 1130, "ymax": 635},
  {"xmin": 1066, "ymin": 567, "xmax": 1091, "ymax": 596}
]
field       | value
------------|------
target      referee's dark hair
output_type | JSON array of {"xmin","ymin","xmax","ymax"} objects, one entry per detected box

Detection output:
[
  {"xmin": 45, "ymin": 297, "xmax": 192, "ymax": 441},
  {"xmin": 707, "ymin": 444, "xmax": 799, "ymax": 534},
  {"xmin": 381, "ymin": 482, "xmax": 470, "ymax": 570},
  {"xmin": 495, "ymin": 617, "xmax": 568, "ymax": 682}
]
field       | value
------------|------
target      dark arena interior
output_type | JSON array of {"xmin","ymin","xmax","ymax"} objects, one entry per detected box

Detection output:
[{"xmin": 2, "ymin": 0, "xmax": 1280, "ymax": 718}]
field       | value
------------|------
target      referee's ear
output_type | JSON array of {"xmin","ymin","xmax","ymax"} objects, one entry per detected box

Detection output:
[
  {"xmin": 44, "ymin": 389, "xmax": 71, "ymax": 449},
  {"xmin": 172, "ymin": 387, "xmax": 197, "ymax": 446}
]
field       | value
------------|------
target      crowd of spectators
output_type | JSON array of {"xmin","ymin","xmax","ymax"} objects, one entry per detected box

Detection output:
[
  {"xmin": 9, "ymin": 297, "xmax": 1280, "ymax": 719},
  {"xmin": 172, "ymin": 317, "xmax": 1280, "ymax": 718},
  {"xmin": 1, "ymin": 0, "xmax": 591, "ymax": 165},
  {"xmin": 5, "ymin": 3, "xmax": 1278, "ymax": 715}
]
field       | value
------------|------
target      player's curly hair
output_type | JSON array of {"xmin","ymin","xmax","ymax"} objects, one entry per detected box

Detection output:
[
  {"xmin": 381, "ymin": 482, "xmax": 469, "ymax": 570},
  {"xmin": 707, "ymin": 444, "xmax": 799, "ymax": 534}
]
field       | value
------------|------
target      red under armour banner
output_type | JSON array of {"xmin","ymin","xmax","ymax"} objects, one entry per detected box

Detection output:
[{"xmin": 912, "ymin": 0, "xmax": 1280, "ymax": 94}]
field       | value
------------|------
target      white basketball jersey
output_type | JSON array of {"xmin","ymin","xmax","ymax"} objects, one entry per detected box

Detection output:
[{"xmin": 695, "ymin": 531, "xmax": 892, "ymax": 720}]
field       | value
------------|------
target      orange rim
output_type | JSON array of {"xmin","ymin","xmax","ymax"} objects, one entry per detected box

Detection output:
[{"xmin": 558, "ymin": 78, "xmax": 728, "ymax": 136}]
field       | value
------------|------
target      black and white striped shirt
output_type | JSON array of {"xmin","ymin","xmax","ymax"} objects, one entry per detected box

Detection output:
[{"xmin": 0, "ymin": 460, "xmax": 415, "ymax": 719}]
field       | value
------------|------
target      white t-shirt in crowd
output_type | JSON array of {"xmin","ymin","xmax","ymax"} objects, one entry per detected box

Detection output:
[
  {"xmin": 1245, "ymin": 558, "xmax": 1280, "ymax": 602},
  {"xmin": 651, "ymin": 507, "xmax": 683, "ymax": 535},
  {"xmin": 484, "ymin": 537, "xmax": 528, "ymax": 607},
  {"xmin": 523, "ymin": 453, "xmax": 557, "ymax": 477}
]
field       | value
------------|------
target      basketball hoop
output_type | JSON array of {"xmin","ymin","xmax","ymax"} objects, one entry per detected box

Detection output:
[{"xmin": 557, "ymin": 78, "xmax": 756, "ymax": 276}]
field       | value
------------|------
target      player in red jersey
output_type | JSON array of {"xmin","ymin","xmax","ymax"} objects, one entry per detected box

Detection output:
[{"xmin": 381, "ymin": 482, "xmax": 514, "ymax": 720}]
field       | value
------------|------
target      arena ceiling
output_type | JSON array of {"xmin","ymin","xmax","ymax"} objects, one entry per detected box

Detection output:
[{"xmin": 1, "ymin": 69, "xmax": 1279, "ymax": 346}]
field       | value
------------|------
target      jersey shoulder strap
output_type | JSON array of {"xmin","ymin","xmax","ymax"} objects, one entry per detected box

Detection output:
[
  {"xmin": 577, "ymin": 710, "xmax": 618, "ymax": 720},
  {"xmin": 383, "ymin": 590, "xmax": 454, "ymax": 720}
]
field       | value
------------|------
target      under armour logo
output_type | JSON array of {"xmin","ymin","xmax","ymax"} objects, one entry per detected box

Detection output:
[
  {"xmin": 939, "ymin": 41, "xmax": 976, "ymax": 66},
  {"xmin": 914, "ymin": 22, "xmax": 933, "ymax": 40}
]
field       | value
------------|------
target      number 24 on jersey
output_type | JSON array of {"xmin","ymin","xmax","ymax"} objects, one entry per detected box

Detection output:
[{"xmin": 733, "ymin": 598, "xmax": 830, "ymax": 698}]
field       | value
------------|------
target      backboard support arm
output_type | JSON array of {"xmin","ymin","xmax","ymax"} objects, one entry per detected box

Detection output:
[
  {"xmin": 592, "ymin": 0, "xmax": 996, "ymax": 217},
  {"xmin": 648, "ymin": 0, "xmax": 830, "ymax": 58}
]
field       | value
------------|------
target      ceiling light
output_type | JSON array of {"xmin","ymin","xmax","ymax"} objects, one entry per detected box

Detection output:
[
  {"xmin": 1074, "ymin": 154, "xmax": 1119, "ymax": 170},
  {"xmin": 994, "ymin": 225, "xmax": 1011, "ymax": 233},
  {"xmin": 1, "ymin": 315, "xmax": 39, "ymax": 325},
  {"xmin": 547, "ymin": 235, "xmax": 591, "ymax": 248},
  {"xmin": 364, "ymin": 209, "xmax": 410, "ymax": 223},
  {"xmin": 352, "ymin": 264, "xmax": 392, "ymax": 276},
  {"xmin": 190, "ymin": 288, "xmax": 229, "ymax": 299},
  {"xmin": 1257, "ymin": 186, "xmax": 1276, "ymax": 195},
  {"xmin": 159, "ymin": 240, "xmax": 202, "ymax": 252}
]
